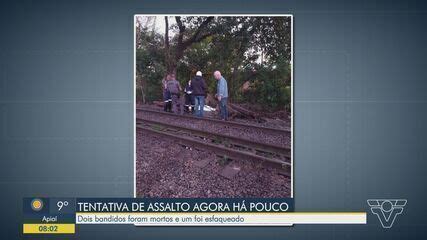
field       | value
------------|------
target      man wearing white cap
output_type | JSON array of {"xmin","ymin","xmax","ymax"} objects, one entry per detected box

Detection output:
[{"xmin": 190, "ymin": 71, "xmax": 207, "ymax": 117}]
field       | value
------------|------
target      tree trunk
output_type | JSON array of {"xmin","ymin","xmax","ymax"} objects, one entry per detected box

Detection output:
[
  {"xmin": 164, "ymin": 17, "xmax": 173, "ymax": 75},
  {"xmin": 163, "ymin": 16, "xmax": 215, "ymax": 75}
]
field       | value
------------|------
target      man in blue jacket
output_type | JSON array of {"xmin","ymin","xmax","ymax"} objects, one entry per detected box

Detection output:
[{"xmin": 214, "ymin": 70, "xmax": 228, "ymax": 121}]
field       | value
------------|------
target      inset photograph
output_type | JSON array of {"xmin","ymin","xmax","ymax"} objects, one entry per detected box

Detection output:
[{"xmin": 135, "ymin": 15, "xmax": 293, "ymax": 198}]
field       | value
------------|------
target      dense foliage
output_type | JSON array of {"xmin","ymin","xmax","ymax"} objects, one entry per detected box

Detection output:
[{"xmin": 136, "ymin": 16, "xmax": 292, "ymax": 111}]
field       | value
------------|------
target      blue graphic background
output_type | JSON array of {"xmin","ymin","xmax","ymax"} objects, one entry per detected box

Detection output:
[{"xmin": 1, "ymin": 0, "xmax": 426, "ymax": 239}]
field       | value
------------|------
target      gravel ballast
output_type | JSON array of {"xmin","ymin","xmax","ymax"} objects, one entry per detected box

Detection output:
[{"xmin": 136, "ymin": 130, "xmax": 291, "ymax": 198}]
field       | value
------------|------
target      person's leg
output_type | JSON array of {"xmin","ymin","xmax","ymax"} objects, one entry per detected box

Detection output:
[
  {"xmin": 220, "ymin": 98, "xmax": 227, "ymax": 120},
  {"xmin": 184, "ymin": 95, "xmax": 189, "ymax": 113},
  {"xmin": 194, "ymin": 96, "xmax": 199, "ymax": 116},
  {"xmin": 167, "ymin": 101, "xmax": 172, "ymax": 112},
  {"xmin": 190, "ymin": 96, "xmax": 195, "ymax": 113},
  {"xmin": 171, "ymin": 95, "xmax": 178, "ymax": 114},
  {"xmin": 200, "ymin": 96, "xmax": 205, "ymax": 117},
  {"xmin": 179, "ymin": 96, "xmax": 184, "ymax": 115},
  {"xmin": 218, "ymin": 101, "xmax": 223, "ymax": 119},
  {"xmin": 223, "ymin": 97, "xmax": 228, "ymax": 120},
  {"xmin": 163, "ymin": 91, "xmax": 168, "ymax": 112},
  {"xmin": 186, "ymin": 95, "xmax": 192, "ymax": 113}
]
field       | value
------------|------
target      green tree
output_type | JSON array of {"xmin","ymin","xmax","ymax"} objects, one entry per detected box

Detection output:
[{"xmin": 136, "ymin": 16, "xmax": 292, "ymax": 111}]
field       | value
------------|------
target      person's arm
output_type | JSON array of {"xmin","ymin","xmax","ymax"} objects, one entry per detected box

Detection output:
[
  {"xmin": 224, "ymin": 79, "xmax": 228, "ymax": 97},
  {"xmin": 216, "ymin": 81, "xmax": 220, "ymax": 98},
  {"xmin": 216, "ymin": 79, "xmax": 223, "ymax": 101},
  {"xmin": 219, "ymin": 79, "xmax": 226, "ymax": 97}
]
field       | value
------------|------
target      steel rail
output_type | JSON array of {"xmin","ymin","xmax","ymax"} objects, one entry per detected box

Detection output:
[
  {"xmin": 136, "ymin": 107, "xmax": 291, "ymax": 134},
  {"xmin": 137, "ymin": 117, "xmax": 291, "ymax": 159},
  {"xmin": 136, "ymin": 124, "xmax": 291, "ymax": 170}
]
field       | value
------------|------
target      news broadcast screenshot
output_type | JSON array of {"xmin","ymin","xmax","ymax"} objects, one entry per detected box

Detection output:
[{"xmin": 1, "ymin": 0, "xmax": 426, "ymax": 239}]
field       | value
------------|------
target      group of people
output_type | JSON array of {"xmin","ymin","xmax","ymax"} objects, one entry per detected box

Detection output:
[{"xmin": 162, "ymin": 70, "xmax": 228, "ymax": 120}]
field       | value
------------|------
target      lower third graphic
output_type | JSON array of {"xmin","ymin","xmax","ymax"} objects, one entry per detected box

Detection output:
[{"xmin": 367, "ymin": 199, "xmax": 407, "ymax": 228}]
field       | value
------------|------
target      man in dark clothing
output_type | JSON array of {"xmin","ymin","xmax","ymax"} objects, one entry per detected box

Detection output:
[
  {"xmin": 166, "ymin": 73, "xmax": 183, "ymax": 114},
  {"xmin": 184, "ymin": 80, "xmax": 194, "ymax": 113},
  {"xmin": 190, "ymin": 71, "xmax": 207, "ymax": 117}
]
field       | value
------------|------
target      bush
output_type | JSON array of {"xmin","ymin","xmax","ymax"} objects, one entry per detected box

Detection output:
[{"xmin": 241, "ymin": 63, "xmax": 291, "ymax": 111}]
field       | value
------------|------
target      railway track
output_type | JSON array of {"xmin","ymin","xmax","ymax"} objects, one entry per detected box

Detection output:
[
  {"xmin": 136, "ymin": 107, "xmax": 291, "ymax": 135},
  {"xmin": 136, "ymin": 117, "xmax": 291, "ymax": 177}
]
